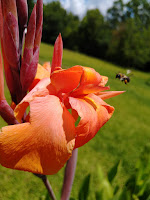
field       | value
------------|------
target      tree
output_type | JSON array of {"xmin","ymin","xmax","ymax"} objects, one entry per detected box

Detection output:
[
  {"xmin": 107, "ymin": 0, "xmax": 126, "ymax": 28},
  {"xmin": 42, "ymin": 2, "xmax": 67, "ymax": 44},
  {"xmin": 78, "ymin": 9, "xmax": 111, "ymax": 59},
  {"xmin": 27, "ymin": 0, "xmax": 34, "ymax": 19}
]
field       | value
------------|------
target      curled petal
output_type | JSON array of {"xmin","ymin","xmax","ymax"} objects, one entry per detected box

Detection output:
[
  {"xmin": 70, "ymin": 66, "xmax": 108, "ymax": 97},
  {"xmin": 69, "ymin": 94, "xmax": 114, "ymax": 148},
  {"xmin": 98, "ymin": 91, "xmax": 125, "ymax": 100},
  {"xmin": 0, "ymin": 95, "xmax": 75, "ymax": 175},
  {"xmin": 79, "ymin": 66, "xmax": 102, "ymax": 86},
  {"xmin": 15, "ymin": 78, "xmax": 50, "ymax": 122},
  {"xmin": 70, "ymin": 85, "xmax": 110, "ymax": 97},
  {"xmin": 50, "ymin": 66, "xmax": 83, "ymax": 93},
  {"xmin": 99, "ymin": 76, "xmax": 108, "ymax": 86}
]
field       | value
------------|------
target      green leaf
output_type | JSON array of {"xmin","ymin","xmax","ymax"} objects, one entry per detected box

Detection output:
[
  {"xmin": 95, "ymin": 191, "xmax": 103, "ymax": 200},
  {"xmin": 108, "ymin": 161, "xmax": 120, "ymax": 183},
  {"xmin": 119, "ymin": 188, "xmax": 131, "ymax": 200},
  {"xmin": 146, "ymin": 195, "xmax": 150, "ymax": 200},
  {"xmin": 78, "ymin": 174, "xmax": 91, "ymax": 200}
]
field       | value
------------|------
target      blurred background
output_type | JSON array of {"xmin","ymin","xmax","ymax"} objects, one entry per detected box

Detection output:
[
  {"xmin": 0, "ymin": 0, "xmax": 150, "ymax": 199},
  {"xmin": 29, "ymin": 0, "xmax": 150, "ymax": 72}
]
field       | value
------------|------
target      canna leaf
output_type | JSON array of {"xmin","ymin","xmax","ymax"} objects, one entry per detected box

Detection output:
[{"xmin": 78, "ymin": 174, "xmax": 91, "ymax": 200}]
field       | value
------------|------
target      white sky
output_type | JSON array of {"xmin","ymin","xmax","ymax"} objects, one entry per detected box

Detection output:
[{"xmin": 43, "ymin": 0, "xmax": 130, "ymax": 18}]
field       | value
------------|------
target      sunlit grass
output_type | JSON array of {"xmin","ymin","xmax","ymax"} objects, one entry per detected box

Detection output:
[{"xmin": 0, "ymin": 42, "xmax": 150, "ymax": 199}]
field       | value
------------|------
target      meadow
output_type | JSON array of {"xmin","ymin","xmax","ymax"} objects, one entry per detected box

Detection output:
[{"xmin": 0, "ymin": 42, "xmax": 150, "ymax": 200}]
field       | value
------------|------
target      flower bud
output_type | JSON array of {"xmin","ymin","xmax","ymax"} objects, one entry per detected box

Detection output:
[
  {"xmin": 20, "ymin": 1, "xmax": 43, "ymax": 92},
  {"xmin": 1, "ymin": 0, "xmax": 20, "ymax": 69},
  {"xmin": 51, "ymin": 33, "xmax": 63, "ymax": 73}
]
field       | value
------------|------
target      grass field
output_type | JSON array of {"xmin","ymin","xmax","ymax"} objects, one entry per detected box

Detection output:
[{"xmin": 0, "ymin": 42, "xmax": 150, "ymax": 200}]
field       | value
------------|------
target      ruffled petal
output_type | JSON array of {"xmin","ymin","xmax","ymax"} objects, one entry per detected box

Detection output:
[
  {"xmin": 69, "ymin": 94, "xmax": 114, "ymax": 148},
  {"xmin": 79, "ymin": 66, "xmax": 102, "ymax": 86},
  {"xmin": 15, "ymin": 78, "xmax": 50, "ymax": 122},
  {"xmin": 0, "ymin": 95, "xmax": 75, "ymax": 175},
  {"xmin": 99, "ymin": 76, "xmax": 108, "ymax": 86},
  {"xmin": 50, "ymin": 66, "xmax": 83, "ymax": 93},
  {"xmin": 70, "ymin": 66, "xmax": 106, "ymax": 97}
]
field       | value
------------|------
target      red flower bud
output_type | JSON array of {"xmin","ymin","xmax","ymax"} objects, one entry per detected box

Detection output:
[
  {"xmin": 16, "ymin": 0, "xmax": 28, "ymax": 32},
  {"xmin": 51, "ymin": 33, "xmax": 63, "ymax": 73},
  {"xmin": 1, "ymin": 0, "xmax": 20, "ymax": 69},
  {"xmin": 34, "ymin": 0, "xmax": 43, "ymax": 51},
  {"xmin": 0, "ymin": 0, "xmax": 3, "ymax": 38}
]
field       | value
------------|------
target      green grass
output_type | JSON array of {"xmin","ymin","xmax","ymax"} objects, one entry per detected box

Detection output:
[{"xmin": 0, "ymin": 42, "xmax": 150, "ymax": 199}]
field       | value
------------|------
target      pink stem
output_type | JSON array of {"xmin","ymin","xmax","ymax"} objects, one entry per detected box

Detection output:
[
  {"xmin": 61, "ymin": 149, "xmax": 78, "ymax": 200},
  {"xmin": 34, "ymin": 174, "xmax": 57, "ymax": 200}
]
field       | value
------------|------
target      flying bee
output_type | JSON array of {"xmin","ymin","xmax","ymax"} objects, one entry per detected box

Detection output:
[{"xmin": 116, "ymin": 70, "xmax": 132, "ymax": 84}]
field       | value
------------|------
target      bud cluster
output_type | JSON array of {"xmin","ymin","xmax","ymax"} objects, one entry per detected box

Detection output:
[{"xmin": 0, "ymin": 0, "xmax": 43, "ymax": 104}]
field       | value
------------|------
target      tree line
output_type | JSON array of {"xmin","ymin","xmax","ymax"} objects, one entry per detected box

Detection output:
[{"xmin": 29, "ymin": 0, "xmax": 150, "ymax": 71}]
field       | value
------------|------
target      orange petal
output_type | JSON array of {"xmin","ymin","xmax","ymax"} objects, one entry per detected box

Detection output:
[
  {"xmin": 98, "ymin": 91, "xmax": 125, "ymax": 100},
  {"xmin": 69, "ymin": 94, "xmax": 114, "ymax": 148},
  {"xmin": 15, "ymin": 78, "xmax": 50, "ymax": 122},
  {"xmin": 71, "ymin": 85, "xmax": 110, "ymax": 97},
  {"xmin": 43, "ymin": 62, "xmax": 51, "ymax": 72},
  {"xmin": 0, "ymin": 95, "xmax": 75, "ymax": 175},
  {"xmin": 99, "ymin": 76, "xmax": 108, "ymax": 86},
  {"xmin": 70, "ymin": 66, "xmax": 104, "ymax": 96},
  {"xmin": 29, "ymin": 63, "xmax": 51, "ymax": 91},
  {"xmin": 50, "ymin": 66, "xmax": 83, "ymax": 93},
  {"xmin": 80, "ymin": 66, "xmax": 102, "ymax": 86}
]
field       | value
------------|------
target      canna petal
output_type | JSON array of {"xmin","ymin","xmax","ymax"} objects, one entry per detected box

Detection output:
[
  {"xmin": 98, "ymin": 91, "xmax": 125, "ymax": 100},
  {"xmin": 70, "ymin": 66, "xmax": 108, "ymax": 97},
  {"xmin": 69, "ymin": 94, "xmax": 114, "ymax": 148},
  {"xmin": 50, "ymin": 66, "xmax": 83, "ymax": 93},
  {"xmin": 0, "ymin": 95, "xmax": 75, "ymax": 175},
  {"xmin": 15, "ymin": 78, "xmax": 50, "ymax": 122},
  {"xmin": 79, "ymin": 66, "xmax": 102, "ymax": 86},
  {"xmin": 70, "ymin": 85, "xmax": 110, "ymax": 97},
  {"xmin": 29, "ymin": 63, "xmax": 51, "ymax": 91},
  {"xmin": 99, "ymin": 76, "xmax": 108, "ymax": 86}
]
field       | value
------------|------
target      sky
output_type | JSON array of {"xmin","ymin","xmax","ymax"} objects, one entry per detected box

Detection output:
[{"xmin": 43, "ymin": 0, "xmax": 129, "ymax": 18}]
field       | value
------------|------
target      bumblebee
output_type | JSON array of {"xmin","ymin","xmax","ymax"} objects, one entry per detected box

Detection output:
[{"xmin": 116, "ymin": 72, "xmax": 131, "ymax": 84}]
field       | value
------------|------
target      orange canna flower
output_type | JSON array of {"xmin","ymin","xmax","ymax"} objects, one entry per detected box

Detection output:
[{"xmin": 0, "ymin": 34, "xmax": 124, "ymax": 175}]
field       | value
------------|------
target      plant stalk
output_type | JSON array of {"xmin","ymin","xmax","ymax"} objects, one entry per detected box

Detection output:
[
  {"xmin": 34, "ymin": 174, "xmax": 57, "ymax": 200},
  {"xmin": 61, "ymin": 148, "xmax": 78, "ymax": 200}
]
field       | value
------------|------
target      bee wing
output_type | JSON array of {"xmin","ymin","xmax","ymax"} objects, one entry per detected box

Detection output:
[{"xmin": 127, "ymin": 69, "xmax": 132, "ymax": 74}]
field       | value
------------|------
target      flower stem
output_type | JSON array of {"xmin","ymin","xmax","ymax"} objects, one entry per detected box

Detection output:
[
  {"xmin": 61, "ymin": 148, "xmax": 78, "ymax": 200},
  {"xmin": 34, "ymin": 174, "xmax": 57, "ymax": 200}
]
